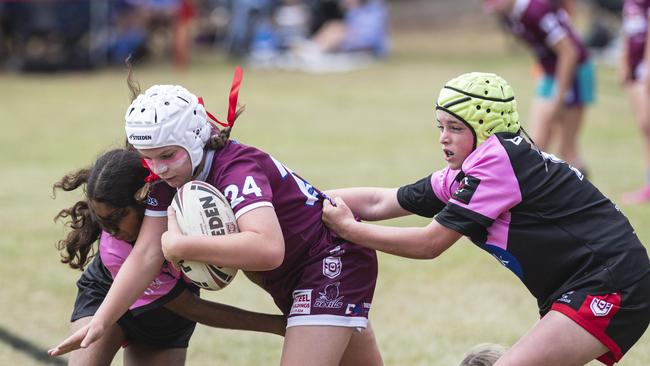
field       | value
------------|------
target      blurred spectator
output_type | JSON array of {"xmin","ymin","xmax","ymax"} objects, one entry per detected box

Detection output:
[
  {"xmin": 127, "ymin": 0, "xmax": 196, "ymax": 69},
  {"xmin": 308, "ymin": 0, "xmax": 388, "ymax": 57},
  {"xmin": 245, "ymin": 0, "xmax": 389, "ymax": 72},
  {"xmin": 225, "ymin": 0, "xmax": 276, "ymax": 58},
  {"xmin": 583, "ymin": 0, "xmax": 623, "ymax": 62},
  {"xmin": 108, "ymin": 1, "xmax": 148, "ymax": 66},
  {"xmin": 1, "ymin": 1, "xmax": 95, "ymax": 72},
  {"xmin": 306, "ymin": 0, "xmax": 344, "ymax": 35}
]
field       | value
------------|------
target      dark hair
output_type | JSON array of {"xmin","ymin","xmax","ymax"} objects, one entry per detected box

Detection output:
[{"xmin": 53, "ymin": 149, "xmax": 149, "ymax": 270}]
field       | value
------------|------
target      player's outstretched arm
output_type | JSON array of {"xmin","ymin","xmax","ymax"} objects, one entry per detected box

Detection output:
[
  {"xmin": 323, "ymin": 196, "xmax": 462, "ymax": 259},
  {"xmin": 49, "ymin": 216, "xmax": 167, "ymax": 356},
  {"xmin": 324, "ymin": 187, "xmax": 410, "ymax": 221},
  {"xmin": 165, "ymin": 289, "xmax": 286, "ymax": 336}
]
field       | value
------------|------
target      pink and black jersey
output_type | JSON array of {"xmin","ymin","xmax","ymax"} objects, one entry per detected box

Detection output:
[
  {"xmin": 71, "ymin": 231, "xmax": 197, "ymax": 347},
  {"xmin": 503, "ymin": 0, "xmax": 589, "ymax": 75},
  {"xmin": 99, "ymin": 231, "xmax": 186, "ymax": 313},
  {"xmin": 623, "ymin": 0, "xmax": 650, "ymax": 78},
  {"xmin": 397, "ymin": 133, "xmax": 650, "ymax": 311}
]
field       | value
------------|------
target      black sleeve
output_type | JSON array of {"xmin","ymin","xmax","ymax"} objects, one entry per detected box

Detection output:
[
  {"xmin": 396, "ymin": 175, "xmax": 446, "ymax": 218},
  {"xmin": 434, "ymin": 203, "xmax": 492, "ymax": 242}
]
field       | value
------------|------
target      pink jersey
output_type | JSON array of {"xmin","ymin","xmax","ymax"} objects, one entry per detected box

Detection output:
[
  {"xmin": 430, "ymin": 136, "xmax": 522, "ymax": 253},
  {"xmin": 99, "ymin": 231, "xmax": 183, "ymax": 310}
]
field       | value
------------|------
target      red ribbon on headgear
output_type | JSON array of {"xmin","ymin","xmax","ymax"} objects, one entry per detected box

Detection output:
[
  {"xmin": 141, "ymin": 159, "xmax": 160, "ymax": 183},
  {"xmin": 198, "ymin": 66, "xmax": 244, "ymax": 128}
]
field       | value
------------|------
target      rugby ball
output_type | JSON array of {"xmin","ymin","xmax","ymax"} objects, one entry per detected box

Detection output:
[{"xmin": 170, "ymin": 180, "xmax": 239, "ymax": 290}]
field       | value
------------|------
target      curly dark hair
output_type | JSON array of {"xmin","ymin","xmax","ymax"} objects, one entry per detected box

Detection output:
[{"xmin": 52, "ymin": 149, "xmax": 149, "ymax": 270}]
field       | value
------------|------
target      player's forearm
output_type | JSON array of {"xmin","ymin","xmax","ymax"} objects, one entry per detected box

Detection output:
[
  {"xmin": 175, "ymin": 232, "xmax": 283, "ymax": 271},
  {"xmin": 553, "ymin": 39, "xmax": 579, "ymax": 102},
  {"xmin": 190, "ymin": 299, "xmax": 286, "ymax": 336},
  {"xmin": 325, "ymin": 187, "xmax": 406, "ymax": 221},
  {"xmin": 340, "ymin": 220, "xmax": 442, "ymax": 259}
]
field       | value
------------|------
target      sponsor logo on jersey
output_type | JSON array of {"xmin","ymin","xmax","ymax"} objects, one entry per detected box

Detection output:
[
  {"xmin": 490, "ymin": 253, "xmax": 510, "ymax": 266},
  {"xmin": 143, "ymin": 278, "xmax": 163, "ymax": 295},
  {"xmin": 452, "ymin": 174, "xmax": 481, "ymax": 204},
  {"xmin": 314, "ymin": 282, "xmax": 344, "ymax": 309},
  {"xmin": 345, "ymin": 304, "xmax": 361, "ymax": 315},
  {"xmin": 146, "ymin": 195, "xmax": 158, "ymax": 206},
  {"xmin": 128, "ymin": 133, "xmax": 152, "ymax": 141},
  {"xmin": 481, "ymin": 244, "xmax": 524, "ymax": 280},
  {"xmin": 290, "ymin": 289, "xmax": 312, "ymax": 315},
  {"xmin": 329, "ymin": 245, "xmax": 343, "ymax": 255},
  {"xmin": 345, "ymin": 302, "xmax": 371, "ymax": 316},
  {"xmin": 323, "ymin": 256, "xmax": 342, "ymax": 278},
  {"xmin": 590, "ymin": 298, "xmax": 614, "ymax": 317}
]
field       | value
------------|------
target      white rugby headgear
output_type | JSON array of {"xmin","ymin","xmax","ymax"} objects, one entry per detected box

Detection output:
[{"xmin": 125, "ymin": 85, "xmax": 211, "ymax": 173}]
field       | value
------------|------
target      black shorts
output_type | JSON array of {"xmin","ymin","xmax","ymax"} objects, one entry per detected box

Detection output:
[
  {"xmin": 549, "ymin": 272, "xmax": 650, "ymax": 365},
  {"xmin": 71, "ymin": 255, "xmax": 197, "ymax": 349}
]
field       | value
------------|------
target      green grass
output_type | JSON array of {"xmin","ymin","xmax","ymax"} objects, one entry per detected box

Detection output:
[{"xmin": 0, "ymin": 28, "xmax": 648, "ymax": 365}]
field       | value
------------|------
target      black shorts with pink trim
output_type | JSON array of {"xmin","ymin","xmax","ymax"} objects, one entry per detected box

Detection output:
[{"xmin": 549, "ymin": 273, "xmax": 650, "ymax": 366}]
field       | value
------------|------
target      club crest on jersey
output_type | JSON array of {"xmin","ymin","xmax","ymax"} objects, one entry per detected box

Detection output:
[
  {"xmin": 452, "ymin": 174, "xmax": 481, "ymax": 204},
  {"xmin": 590, "ymin": 298, "xmax": 614, "ymax": 317},
  {"xmin": 323, "ymin": 256, "xmax": 342, "ymax": 278}
]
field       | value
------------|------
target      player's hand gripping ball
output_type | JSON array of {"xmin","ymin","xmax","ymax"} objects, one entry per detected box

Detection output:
[{"xmin": 170, "ymin": 180, "xmax": 239, "ymax": 290}]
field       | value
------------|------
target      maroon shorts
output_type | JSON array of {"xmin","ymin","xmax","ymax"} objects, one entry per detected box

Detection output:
[
  {"xmin": 279, "ymin": 240, "xmax": 378, "ymax": 329},
  {"xmin": 550, "ymin": 273, "xmax": 650, "ymax": 365}
]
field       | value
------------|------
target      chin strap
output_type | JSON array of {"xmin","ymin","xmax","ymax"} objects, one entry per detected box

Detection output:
[{"xmin": 198, "ymin": 66, "xmax": 244, "ymax": 128}]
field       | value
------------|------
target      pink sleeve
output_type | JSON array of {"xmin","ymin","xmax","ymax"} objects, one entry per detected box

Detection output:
[
  {"xmin": 430, "ymin": 167, "xmax": 460, "ymax": 204},
  {"xmin": 450, "ymin": 138, "xmax": 522, "ymax": 220}
]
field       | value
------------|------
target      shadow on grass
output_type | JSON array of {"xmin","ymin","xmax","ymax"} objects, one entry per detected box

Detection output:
[{"xmin": 0, "ymin": 326, "xmax": 66, "ymax": 365}]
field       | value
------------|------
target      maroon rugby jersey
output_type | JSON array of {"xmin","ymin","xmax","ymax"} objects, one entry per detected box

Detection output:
[
  {"xmin": 146, "ymin": 141, "xmax": 344, "ymax": 298},
  {"xmin": 502, "ymin": 0, "xmax": 589, "ymax": 75}
]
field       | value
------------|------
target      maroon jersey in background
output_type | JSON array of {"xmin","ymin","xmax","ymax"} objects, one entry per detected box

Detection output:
[{"xmin": 503, "ymin": 0, "xmax": 589, "ymax": 75}]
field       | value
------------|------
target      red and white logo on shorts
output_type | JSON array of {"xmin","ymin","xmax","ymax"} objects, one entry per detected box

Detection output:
[
  {"xmin": 290, "ymin": 289, "xmax": 312, "ymax": 316},
  {"xmin": 590, "ymin": 298, "xmax": 614, "ymax": 317}
]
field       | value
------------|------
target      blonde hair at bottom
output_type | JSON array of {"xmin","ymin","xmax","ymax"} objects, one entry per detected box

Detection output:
[{"xmin": 459, "ymin": 343, "xmax": 507, "ymax": 366}]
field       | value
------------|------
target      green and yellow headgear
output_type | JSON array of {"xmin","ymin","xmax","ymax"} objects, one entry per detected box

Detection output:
[{"xmin": 436, "ymin": 72, "xmax": 520, "ymax": 149}]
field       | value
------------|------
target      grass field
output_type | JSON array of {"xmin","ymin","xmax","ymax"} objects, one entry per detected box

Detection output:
[{"xmin": 1, "ymin": 22, "xmax": 649, "ymax": 366}]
